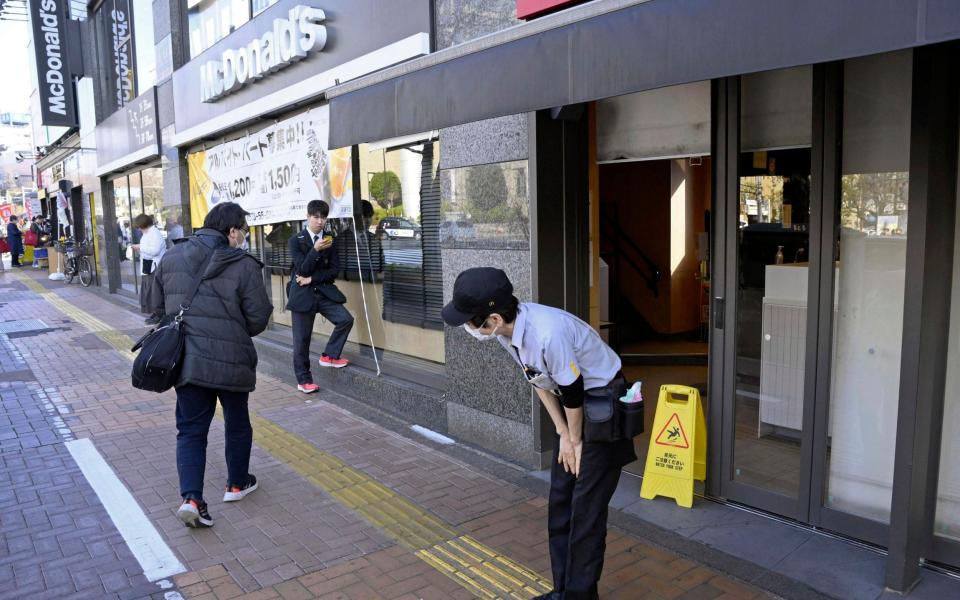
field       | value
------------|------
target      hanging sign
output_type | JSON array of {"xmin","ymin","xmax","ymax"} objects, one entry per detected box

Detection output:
[
  {"xmin": 187, "ymin": 105, "xmax": 353, "ymax": 227},
  {"xmin": 28, "ymin": 0, "xmax": 78, "ymax": 127},
  {"xmin": 640, "ymin": 385, "xmax": 707, "ymax": 508}
]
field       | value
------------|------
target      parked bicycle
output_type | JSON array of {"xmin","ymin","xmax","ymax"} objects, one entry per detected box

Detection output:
[{"xmin": 55, "ymin": 237, "xmax": 94, "ymax": 287}]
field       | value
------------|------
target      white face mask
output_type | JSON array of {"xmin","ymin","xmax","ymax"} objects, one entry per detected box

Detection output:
[{"xmin": 463, "ymin": 320, "xmax": 498, "ymax": 341}]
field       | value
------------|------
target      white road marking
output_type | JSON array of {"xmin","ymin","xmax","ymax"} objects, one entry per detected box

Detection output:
[{"xmin": 65, "ymin": 438, "xmax": 186, "ymax": 581}]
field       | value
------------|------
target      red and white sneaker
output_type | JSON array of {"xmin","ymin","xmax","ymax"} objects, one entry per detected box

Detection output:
[
  {"xmin": 319, "ymin": 355, "xmax": 349, "ymax": 368},
  {"xmin": 223, "ymin": 475, "xmax": 258, "ymax": 502},
  {"xmin": 177, "ymin": 499, "xmax": 213, "ymax": 528},
  {"xmin": 297, "ymin": 383, "xmax": 320, "ymax": 393}
]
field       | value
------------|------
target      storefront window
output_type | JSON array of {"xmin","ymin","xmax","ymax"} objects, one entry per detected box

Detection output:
[
  {"xmin": 252, "ymin": 0, "xmax": 279, "ymax": 17},
  {"xmin": 439, "ymin": 161, "xmax": 529, "ymax": 246},
  {"xmin": 935, "ymin": 164, "xmax": 960, "ymax": 542},
  {"xmin": 133, "ymin": 0, "xmax": 157, "ymax": 91},
  {"xmin": 141, "ymin": 167, "xmax": 165, "ymax": 239},
  {"xmin": 268, "ymin": 141, "xmax": 445, "ymax": 363},
  {"xmin": 112, "ymin": 167, "xmax": 164, "ymax": 294},
  {"xmin": 825, "ymin": 50, "xmax": 912, "ymax": 523},
  {"xmin": 113, "ymin": 176, "xmax": 136, "ymax": 293},
  {"xmin": 188, "ymin": 0, "xmax": 250, "ymax": 58}
]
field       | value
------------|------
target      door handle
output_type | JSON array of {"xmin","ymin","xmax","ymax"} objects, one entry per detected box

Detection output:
[{"xmin": 713, "ymin": 297, "xmax": 725, "ymax": 330}]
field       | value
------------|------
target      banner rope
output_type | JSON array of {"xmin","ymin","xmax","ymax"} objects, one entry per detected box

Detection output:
[{"xmin": 349, "ymin": 215, "xmax": 381, "ymax": 376}]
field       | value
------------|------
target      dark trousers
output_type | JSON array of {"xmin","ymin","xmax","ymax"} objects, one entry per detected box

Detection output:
[
  {"xmin": 175, "ymin": 384, "xmax": 252, "ymax": 501},
  {"xmin": 10, "ymin": 241, "xmax": 22, "ymax": 266},
  {"xmin": 548, "ymin": 435, "xmax": 633, "ymax": 599},
  {"xmin": 291, "ymin": 299, "xmax": 354, "ymax": 384}
]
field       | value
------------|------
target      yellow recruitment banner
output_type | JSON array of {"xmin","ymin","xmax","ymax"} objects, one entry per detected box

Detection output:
[
  {"xmin": 640, "ymin": 385, "xmax": 706, "ymax": 508},
  {"xmin": 185, "ymin": 105, "xmax": 354, "ymax": 228}
]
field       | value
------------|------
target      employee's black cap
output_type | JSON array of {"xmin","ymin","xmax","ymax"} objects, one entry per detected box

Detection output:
[{"xmin": 441, "ymin": 267, "xmax": 514, "ymax": 327}]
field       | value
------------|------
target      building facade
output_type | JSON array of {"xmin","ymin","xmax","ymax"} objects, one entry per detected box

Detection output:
[{"xmin": 25, "ymin": 0, "xmax": 960, "ymax": 592}]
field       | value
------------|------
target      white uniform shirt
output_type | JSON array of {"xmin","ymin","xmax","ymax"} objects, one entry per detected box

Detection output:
[
  {"xmin": 139, "ymin": 226, "xmax": 166, "ymax": 273},
  {"xmin": 497, "ymin": 302, "xmax": 621, "ymax": 392}
]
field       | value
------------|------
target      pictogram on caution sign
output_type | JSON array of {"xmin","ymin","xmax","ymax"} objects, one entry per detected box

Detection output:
[
  {"xmin": 640, "ymin": 385, "xmax": 706, "ymax": 508},
  {"xmin": 654, "ymin": 413, "xmax": 689, "ymax": 448}
]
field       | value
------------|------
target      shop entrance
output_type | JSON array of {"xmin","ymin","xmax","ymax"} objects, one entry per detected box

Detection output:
[{"xmin": 597, "ymin": 157, "xmax": 711, "ymax": 473}]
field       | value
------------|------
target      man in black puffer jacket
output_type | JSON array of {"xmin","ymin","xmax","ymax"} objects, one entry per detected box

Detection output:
[{"xmin": 148, "ymin": 202, "xmax": 272, "ymax": 528}]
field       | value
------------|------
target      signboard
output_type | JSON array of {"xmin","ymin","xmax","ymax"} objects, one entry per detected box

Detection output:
[
  {"xmin": 200, "ymin": 5, "xmax": 327, "ymax": 103},
  {"xmin": 640, "ymin": 385, "xmax": 707, "ymax": 508},
  {"xmin": 95, "ymin": 87, "xmax": 160, "ymax": 175},
  {"xmin": 28, "ymin": 0, "xmax": 78, "ymax": 127},
  {"xmin": 171, "ymin": 0, "xmax": 430, "ymax": 144},
  {"xmin": 187, "ymin": 105, "xmax": 353, "ymax": 226},
  {"xmin": 109, "ymin": 0, "xmax": 137, "ymax": 110}
]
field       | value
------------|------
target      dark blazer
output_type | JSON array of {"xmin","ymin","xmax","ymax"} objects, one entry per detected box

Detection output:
[
  {"xmin": 285, "ymin": 228, "xmax": 342, "ymax": 313},
  {"xmin": 148, "ymin": 229, "xmax": 273, "ymax": 392}
]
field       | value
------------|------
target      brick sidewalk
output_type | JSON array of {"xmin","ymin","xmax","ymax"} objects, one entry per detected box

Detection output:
[{"xmin": 0, "ymin": 268, "xmax": 775, "ymax": 599}]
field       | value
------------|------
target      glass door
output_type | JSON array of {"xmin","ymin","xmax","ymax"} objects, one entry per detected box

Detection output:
[
  {"xmin": 719, "ymin": 66, "xmax": 814, "ymax": 518},
  {"xmin": 809, "ymin": 49, "xmax": 913, "ymax": 545}
]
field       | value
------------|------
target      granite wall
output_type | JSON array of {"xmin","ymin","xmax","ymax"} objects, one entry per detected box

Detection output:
[
  {"xmin": 430, "ymin": 0, "xmax": 543, "ymax": 467},
  {"xmin": 433, "ymin": 0, "xmax": 521, "ymax": 51}
]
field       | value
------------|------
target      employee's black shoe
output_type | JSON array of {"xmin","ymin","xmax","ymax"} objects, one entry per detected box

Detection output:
[
  {"xmin": 144, "ymin": 314, "xmax": 162, "ymax": 325},
  {"xmin": 532, "ymin": 592, "xmax": 562, "ymax": 600}
]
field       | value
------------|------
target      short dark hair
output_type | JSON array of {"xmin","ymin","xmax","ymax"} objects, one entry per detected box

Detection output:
[
  {"xmin": 202, "ymin": 202, "xmax": 249, "ymax": 236},
  {"xmin": 133, "ymin": 214, "xmax": 154, "ymax": 229},
  {"xmin": 360, "ymin": 200, "xmax": 374, "ymax": 219},
  {"xmin": 307, "ymin": 200, "xmax": 329, "ymax": 217},
  {"xmin": 468, "ymin": 295, "xmax": 520, "ymax": 327},
  {"xmin": 9, "ymin": 215, "xmax": 17, "ymax": 222}
]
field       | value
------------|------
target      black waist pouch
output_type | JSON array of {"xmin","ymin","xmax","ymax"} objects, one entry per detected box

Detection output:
[
  {"xmin": 617, "ymin": 395, "xmax": 645, "ymax": 439},
  {"xmin": 583, "ymin": 378, "xmax": 627, "ymax": 443}
]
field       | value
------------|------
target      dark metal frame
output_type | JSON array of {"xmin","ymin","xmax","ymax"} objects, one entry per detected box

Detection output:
[{"xmin": 886, "ymin": 42, "xmax": 960, "ymax": 590}]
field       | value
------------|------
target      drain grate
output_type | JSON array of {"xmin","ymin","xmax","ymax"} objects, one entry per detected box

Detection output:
[{"xmin": 0, "ymin": 319, "xmax": 49, "ymax": 333}]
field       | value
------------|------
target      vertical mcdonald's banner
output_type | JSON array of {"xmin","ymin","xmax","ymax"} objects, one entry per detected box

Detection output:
[{"xmin": 640, "ymin": 385, "xmax": 706, "ymax": 508}]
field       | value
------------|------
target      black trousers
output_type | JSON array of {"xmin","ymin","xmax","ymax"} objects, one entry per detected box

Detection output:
[
  {"xmin": 548, "ymin": 434, "xmax": 634, "ymax": 599},
  {"xmin": 291, "ymin": 298, "xmax": 354, "ymax": 384}
]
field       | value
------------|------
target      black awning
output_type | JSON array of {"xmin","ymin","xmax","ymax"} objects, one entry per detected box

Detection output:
[{"xmin": 328, "ymin": 0, "xmax": 959, "ymax": 149}]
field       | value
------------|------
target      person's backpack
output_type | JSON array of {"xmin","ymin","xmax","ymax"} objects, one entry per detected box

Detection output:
[{"xmin": 131, "ymin": 247, "xmax": 214, "ymax": 392}]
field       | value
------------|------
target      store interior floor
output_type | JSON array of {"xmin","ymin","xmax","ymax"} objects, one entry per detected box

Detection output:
[{"xmin": 621, "ymin": 348, "xmax": 802, "ymax": 497}]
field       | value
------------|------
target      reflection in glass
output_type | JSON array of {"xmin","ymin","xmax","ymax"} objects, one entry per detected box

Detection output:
[
  {"xmin": 132, "ymin": 0, "xmax": 156, "ymax": 91},
  {"xmin": 825, "ymin": 50, "xmax": 912, "ymax": 524},
  {"xmin": 113, "ymin": 176, "xmax": 136, "ymax": 293},
  {"xmin": 733, "ymin": 66, "xmax": 812, "ymax": 499},
  {"xmin": 935, "ymin": 188, "xmax": 960, "ymax": 542},
  {"xmin": 440, "ymin": 161, "xmax": 529, "ymax": 245},
  {"xmin": 188, "ymin": 0, "xmax": 250, "ymax": 58}
]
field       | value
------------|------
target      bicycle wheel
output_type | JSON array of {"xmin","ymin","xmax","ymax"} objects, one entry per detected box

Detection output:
[
  {"xmin": 65, "ymin": 257, "xmax": 76, "ymax": 284},
  {"xmin": 79, "ymin": 257, "xmax": 93, "ymax": 287}
]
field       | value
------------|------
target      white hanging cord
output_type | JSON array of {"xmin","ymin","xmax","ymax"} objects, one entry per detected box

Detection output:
[{"xmin": 350, "ymin": 215, "xmax": 381, "ymax": 376}]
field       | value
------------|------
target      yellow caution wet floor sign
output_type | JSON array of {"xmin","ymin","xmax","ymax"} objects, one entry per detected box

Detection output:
[{"xmin": 640, "ymin": 385, "xmax": 706, "ymax": 508}]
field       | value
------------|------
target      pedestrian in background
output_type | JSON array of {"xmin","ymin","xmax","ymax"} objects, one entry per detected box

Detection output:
[
  {"xmin": 6, "ymin": 215, "xmax": 23, "ymax": 267},
  {"xmin": 132, "ymin": 214, "xmax": 166, "ymax": 325},
  {"xmin": 166, "ymin": 215, "xmax": 184, "ymax": 248},
  {"xmin": 148, "ymin": 202, "xmax": 272, "ymax": 528}
]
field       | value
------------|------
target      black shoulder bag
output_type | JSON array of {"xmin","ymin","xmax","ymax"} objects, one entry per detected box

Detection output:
[{"xmin": 131, "ymin": 249, "xmax": 214, "ymax": 392}]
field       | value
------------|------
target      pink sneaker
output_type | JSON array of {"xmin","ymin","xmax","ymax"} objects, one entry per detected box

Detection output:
[
  {"xmin": 319, "ymin": 355, "xmax": 349, "ymax": 368},
  {"xmin": 297, "ymin": 383, "xmax": 320, "ymax": 393}
]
